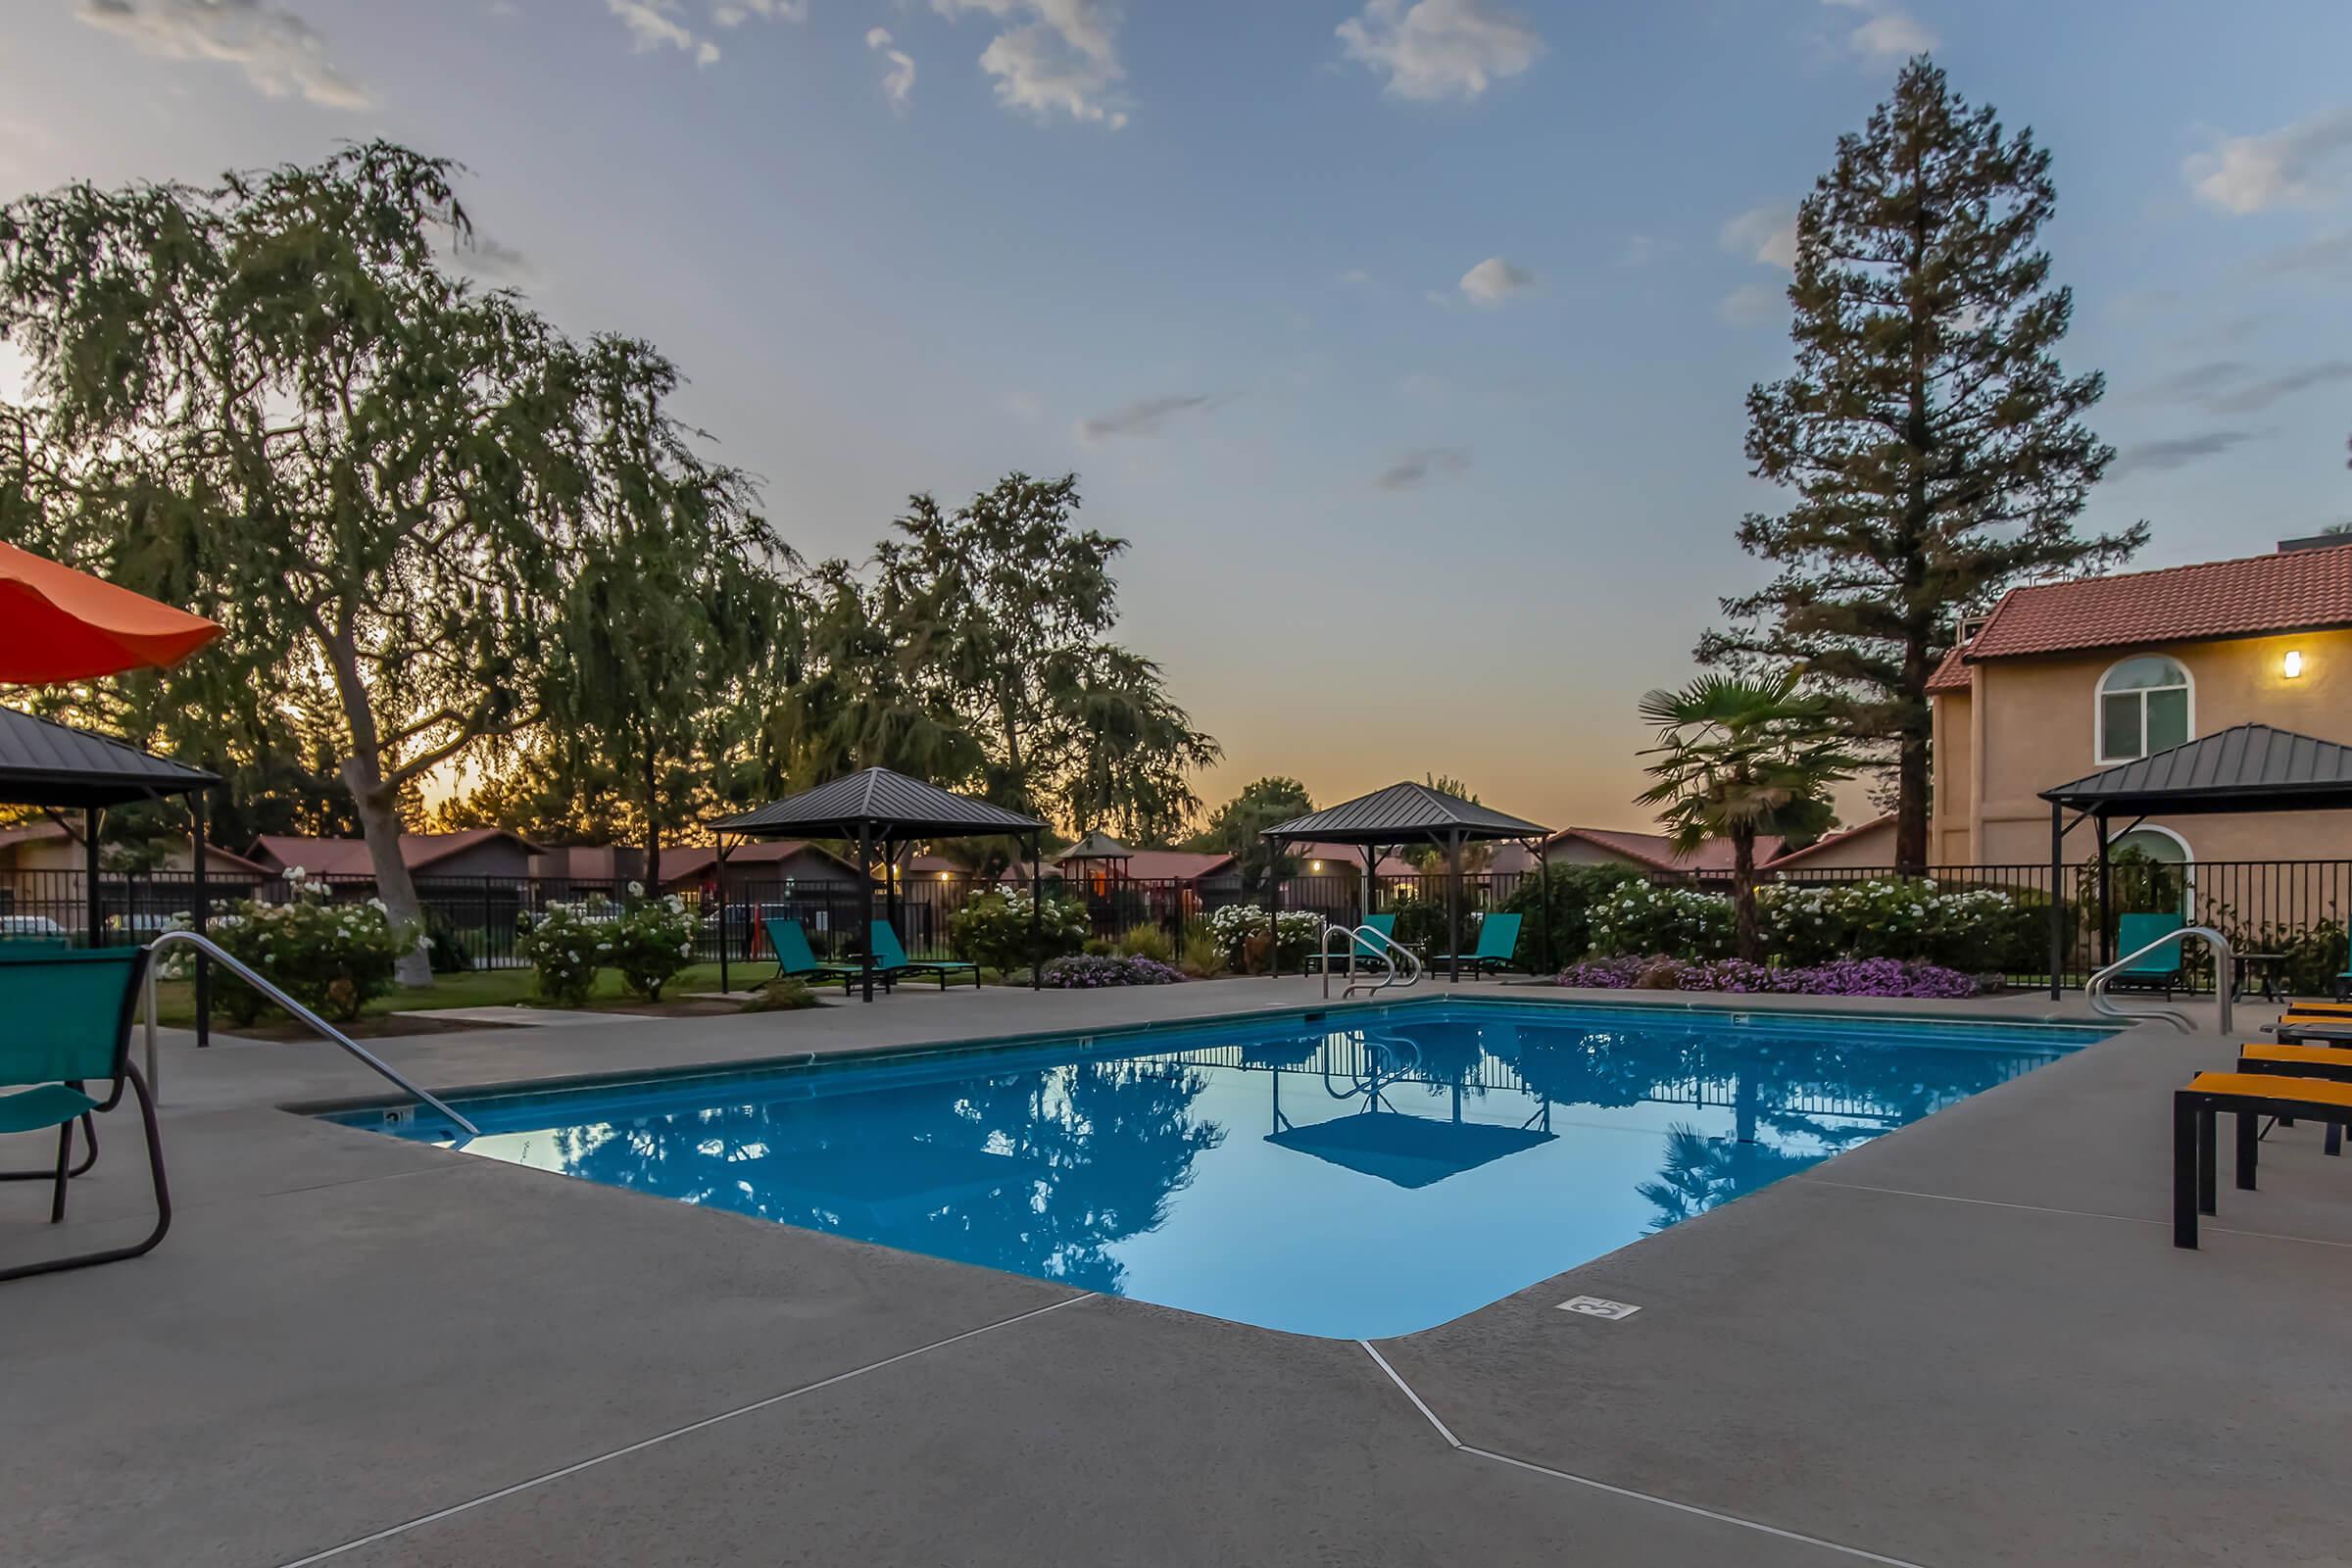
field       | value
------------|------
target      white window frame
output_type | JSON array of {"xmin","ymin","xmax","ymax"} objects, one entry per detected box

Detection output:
[
  {"xmin": 2094, "ymin": 655, "xmax": 2194, "ymax": 765},
  {"xmin": 2107, "ymin": 823, "xmax": 2195, "ymax": 913}
]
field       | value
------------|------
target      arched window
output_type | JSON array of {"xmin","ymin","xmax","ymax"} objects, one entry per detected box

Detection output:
[{"xmin": 2097, "ymin": 656, "xmax": 2192, "ymax": 763}]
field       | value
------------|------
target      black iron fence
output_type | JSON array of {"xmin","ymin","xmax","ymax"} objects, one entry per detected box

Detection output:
[{"xmin": 3, "ymin": 857, "xmax": 2342, "ymax": 993}]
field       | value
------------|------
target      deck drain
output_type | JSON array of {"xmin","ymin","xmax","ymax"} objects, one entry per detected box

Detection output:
[{"xmin": 1556, "ymin": 1296, "xmax": 1641, "ymax": 1321}]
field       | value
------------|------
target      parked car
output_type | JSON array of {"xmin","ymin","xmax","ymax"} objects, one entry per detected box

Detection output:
[{"xmin": 0, "ymin": 913, "xmax": 70, "ymax": 942}]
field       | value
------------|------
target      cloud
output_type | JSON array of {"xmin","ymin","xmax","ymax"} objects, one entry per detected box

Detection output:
[
  {"xmin": 2204, "ymin": 361, "xmax": 2352, "ymax": 415},
  {"xmin": 606, "ymin": 0, "xmax": 719, "ymax": 63},
  {"xmin": 2108, "ymin": 430, "xmax": 2256, "ymax": 478},
  {"xmin": 1336, "ymin": 0, "xmax": 1542, "ymax": 103},
  {"xmin": 1078, "ymin": 392, "xmax": 1227, "ymax": 442},
  {"xmin": 1717, "ymin": 282, "xmax": 1784, "ymax": 326},
  {"xmin": 866, "ymin": 27, "xmax": 916, "ymax": 111},
  {"xmin": 73, "ymin": 0, "xmax": 372, "ymax": 109},
  {"xmin": 714, "ymin": 0, "xmax": 808, "ymax": 23},
  {"xmin": 1458, "ymin": 255, "xmax": 1534, "ymax": 306},
  {"xmin": 933, "ymin": 0, "xmax": 1129, "ymax": 128},
  {"xmin": 453, "ymin": 234, "xmax": 531, "ymax": 280},
  {"xmin": 1375, "ymin": 447, "xmax": 1471, "ymax": 491},
  {"xmin": 1820, "ymin": 0, "xmax": 1936, "ymax": 61},
  {"xmin": 2185, "ymin": 106, "xmax": 2352, "ymax": 214},
  {"xmin": 2257, "ymin": 227, "xmax": 2352, "ymax": 279},
  {"xmin": 1720, "ymin": 205, "xmax": 1798, "ymax": 270},
  {"xmin": 1337, "ymin": 269, "xmax": 1374, "ymax": 286}
]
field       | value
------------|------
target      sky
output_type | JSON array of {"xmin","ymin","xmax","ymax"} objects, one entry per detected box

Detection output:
[{"xmin": 4, "ymin": 0, "xmax": 2350, "ymax": 834}]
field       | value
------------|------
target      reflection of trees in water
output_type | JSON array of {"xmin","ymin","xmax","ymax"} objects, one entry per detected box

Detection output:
[
  {"xmin": 549, "ymin": 1058, "xmax": 1224, "ymax": 1295},
  {"xmin": 1638, "ymin": 1123, "xmax": 1822, "ymax": 1233}
]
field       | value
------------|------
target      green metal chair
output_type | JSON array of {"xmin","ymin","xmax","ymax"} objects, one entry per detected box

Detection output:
[
  {"xmin": 2111, "ymin": 910, "xmax": 2187, "ymax": 1000},
  {"xmin": 761, "ymin": 916, "xmax": 870, "ymax": 993},
  {"xmin": 869, "ymin": 921, "xmax": 979, "ymax": 991},
  {"xmin": 0, "ymin": 946, "xmax": 171, "ymax": 1282},
  {"xmin": 1304, "ymin": 912, "xmax": 1397, "ymax": 972},
  {"xmin": 1429, "ymin": 910, "xmax": 1525, "ymax": 977}
]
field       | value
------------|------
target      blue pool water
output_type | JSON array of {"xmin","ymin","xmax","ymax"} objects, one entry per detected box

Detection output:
[{"xmin": 337, "ymin": 1001, "xmax": 2110, "ymax": 1339}]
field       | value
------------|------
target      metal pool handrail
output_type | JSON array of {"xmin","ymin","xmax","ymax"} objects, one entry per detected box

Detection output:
[
  {"xmin": 1344, "ymin": 927, "xmax": 1422, "ymax": 999},
  {"xmin": 143, "ymin": 930, "xmax": 481, "ymax": 1137},
  {"xmin": 2085, "ymin": 924, "xmax": 2231, "ymax": 1037}
]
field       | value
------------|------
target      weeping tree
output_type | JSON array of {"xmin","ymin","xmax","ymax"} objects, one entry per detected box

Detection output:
[
  {"xmin": 1637, "ymin": 672, "xmax": 1857, "ymax": 963},
  {"xmin": 539, "ymin": 334, "xmax": 797, "ymax": 888},
  {"xmin": 770, "ymin": 473, "xmax": 1218, "ymax": 849},
  {"xmin": 0, "ymin": 143, "xmax": 584, "ymax": 984},
  {"xmin": 1696, "ymin": 58, "xmax": 2141, "ymax": 872}
]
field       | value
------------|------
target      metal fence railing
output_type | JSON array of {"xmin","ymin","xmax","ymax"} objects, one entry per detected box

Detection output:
[{"xmin": 3, "ymin": 856, "xmax": 2342, "ymax": 995}]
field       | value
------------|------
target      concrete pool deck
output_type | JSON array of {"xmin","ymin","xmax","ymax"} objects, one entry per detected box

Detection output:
[{"xmin": 5, "ymin": 980, "xmax": 2346, "ymax": 1565}]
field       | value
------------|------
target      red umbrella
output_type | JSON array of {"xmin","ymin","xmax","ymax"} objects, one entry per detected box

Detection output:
[{"xmin": 0, "ymin": 541, "xmax": 221, "ymax": 682}]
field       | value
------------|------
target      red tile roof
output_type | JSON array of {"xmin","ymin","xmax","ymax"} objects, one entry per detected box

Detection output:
[
  {"xmin": 1765, "ymin": 813, "xmax": 1896, "ymax": 867},
  {"xmin": 249, "ymin": 829, "xmax": 542, "ymax": 876},
  {"xmin": 659, "ymin": 840, "xmax": 861, "ymax": 884},
  {"xmin": 1543, "ymin": 826, "xmax": 1785, "ymax": 875},
  {"xmin": 1926, "ymin": 644, "xmax": 1972, "ymax": 694},
  {"xmin": 1959, "ymin": 543, "xmax": 2352, "ymax": 665}
]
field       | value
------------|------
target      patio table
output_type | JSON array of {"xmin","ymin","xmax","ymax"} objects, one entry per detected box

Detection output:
[{"xmin": 2230, "ymin": 952, "xmax": 2288, "ymax": 1004}]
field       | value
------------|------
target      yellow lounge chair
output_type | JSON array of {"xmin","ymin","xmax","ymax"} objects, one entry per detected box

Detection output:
[{"xmin": 2175, "ymin": 1072, "xmax": 2352, "ymax": 1248}]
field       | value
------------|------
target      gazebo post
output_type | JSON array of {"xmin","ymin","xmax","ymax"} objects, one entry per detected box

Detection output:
[
  {"xmin": 715, "ymin": 833, "xmax": 731, "ymax": 997},
  {"xmin": 1535, "ymin": 838, "xmax": 1551, "ymax": 974},
  {"xmin": 1267, "ymin": 835, "xmax": 1282, "ymax": 979},
  {"xmin": 1360, "ymin": 844, "xmax": 1376, "ymax": 928},
  {"xmin": 1446, "ymin": 827, "xmax": 1464, "ymax": 985},
  {"xmin": 2047, "ymin": 803, "xmax": 2063, "ymax": 1000},
  {"xmin": 1029, "ymin": 831, "xmax": 1042, "ymax": 989},
  {"xmin": 883, "ymin": 835, "xmax": 901, "ymax": 949},
  {"xmin": 2095, "ymin": 812, "xmax": 2112, "ymax": 968},
  {"xmin": 857, "ymin": 823, "xmax": 875, "ymax": 1004},
  {"xmin": 83, "ymin": 805, "xmax": 102, "ymax": 950},
  {"xmin": 193, "ymin": 789, "xmax": 211, "ymax": 1050}
]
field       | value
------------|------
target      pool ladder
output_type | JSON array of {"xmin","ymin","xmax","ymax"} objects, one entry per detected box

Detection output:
[
  {"xmin": 1316, "ymin": 923, "xmax": 1424, "ymax": 1000},
  {"xmin": 2085, "ymin": 924, "xmax": 2232, "ymax": 1037}
]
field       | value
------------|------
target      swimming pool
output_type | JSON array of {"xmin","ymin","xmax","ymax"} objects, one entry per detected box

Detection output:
[{"xmin": 334, "ymin": 1000, "xmax": 2111, "ymax": 1339}]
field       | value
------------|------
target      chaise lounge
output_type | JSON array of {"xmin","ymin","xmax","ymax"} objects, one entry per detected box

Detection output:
[{"xmin": 1430, "ymin": 911, "xmax": 1523, "ymax": 978}]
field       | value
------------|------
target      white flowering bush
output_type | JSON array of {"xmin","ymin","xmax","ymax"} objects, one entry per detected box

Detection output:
[
  {"xmin": 200, "ymin": 868, "xmax": 417, "ymax": 1023},
  {"xmin": 1585, "ymin": 876, "xmax": 2021, "ymax": 972},
  {"xmin": 1757, "ymin": 879, "xmax": 2020, "ymax": 970},
  {"xmin": 1204, "ymin": 905, "xmax": 1325, "ymax": 969},
  {"xmin": 610, "ymin": 892, "xmax": 698, "ymax": 1000},
  {"xmin": 1588, "ymin": 881, "xmax": 1736, "ymax": 959},
  {"xmin": 949, "ymin": 889, "xmax": 1090, "ymax": 973},
  {"xmin": 517, "ymin": 900, "xmax": 609, "ymax": 1007}
]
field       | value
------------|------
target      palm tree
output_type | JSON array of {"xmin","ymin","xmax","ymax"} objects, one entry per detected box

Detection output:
[{"xmin": 1636, "ymin": 672, "xmax": 1857, "ymax": 962}]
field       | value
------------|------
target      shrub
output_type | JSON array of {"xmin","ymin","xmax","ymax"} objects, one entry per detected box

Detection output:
[
  {"xmin": 422, "ymin": 909, "xmax": 474, "ymax": 974},
  {"xmin": 1178, "ymin": 930, "xmax": 1228, "ymax": 979},
  {"xmin": 1204, "ymin": 905, "xmax": 1324, "ymax": 969},
  {"xmin": 1589, "ymin": 881, "xmax": 1736, "ymax": 959},
  {"xmin": 204, "ymin": 873, "xmax": 416, "ymax": 1023},
  {"xmin": 1556, "ymin": 953, "xmax": 1980, "ymax": 999},
  {"xmin": 608, "ymin": 889, "xmax": 698, "ymax": 1000},
  {"xmin": 1039, "ymin": 955, "xmax": 1186, "ymax": 988},
  {"xmin": 1117, "ymin": 925, "xmax": 1175, "ymax": 964},
  {"xmin": 1498, "ymin": 863, "xmax": 1646, "ymax": 966},
  {"xmin": 1757, "ymin": 879, "xmax": 2020, "ymax": 970},
  {"xmin": 1083, "ymin": 936, "xmax": 1118, "ymax": 957},
  {"xmin": 950, "ymin": 890, "xmax": 1090, "ymax": 974},
  {"xmin": 516, "ymin": 900, "xmax": 610, "ymax": 1007},
  {"xmin": 740, "ymin": 976, "xmax": 823, "ymax": 1012}
]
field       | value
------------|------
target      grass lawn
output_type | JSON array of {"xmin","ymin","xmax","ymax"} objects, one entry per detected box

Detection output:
[{"xmin": 150, "ymin": 962, "xmax": 740, "ymax": 1028}]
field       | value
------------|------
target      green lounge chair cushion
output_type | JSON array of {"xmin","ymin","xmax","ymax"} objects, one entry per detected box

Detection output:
[
  {"xmin": 763, "ymin": 918, "xmax": 858, "ymax": 978},
  {"xmin": 1432, "ymin": 911, "xmax": 1523, "ymax": 966},
  {"xmin": 0, "ymin": 1082, "xmax": 99, "ymax": 1136},
  {"xmin": 869, "ymin": 922, "xmax": 974, "ymax": 975}
]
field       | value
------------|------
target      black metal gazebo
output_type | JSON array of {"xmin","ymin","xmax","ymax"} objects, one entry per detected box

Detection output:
[
  {"xmin": 0, "ymin": 704, "xmax": 220, "ymax": 1038},
  {"xmin": 711, "ymin": 768, "xmax": 1047, "ymax": 1002},
  {"xmin": 2040, "ymin": 723, "xmax": 2352, "ymax": 997},
  {"xmin": 1262, "ymin": 781, "xmax": 1551, "ymax": 983}
]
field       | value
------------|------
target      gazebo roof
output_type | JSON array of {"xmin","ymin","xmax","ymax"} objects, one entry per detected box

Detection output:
[
  {"xmin": 1059, "ymin": 829, "xmax": 1133, "ymax": 860},
  {"xmin": 1265, "ymin": 1112, "xmax": 1556, "ymax": 1189},
  {"xmin": 2040, "ymin": 723, "xmax": 2352, "ymax": 817},
  {"xmin": 714, "ymin": 767, "xmax": 1044, "ymax": 841},
  {"xmin": 1262, "ymin": 780, "xmax": 1549, "ymax": 845},
  {"xmin": 0, "ymin": 705, "xmax": 217, "ymax": 808}
]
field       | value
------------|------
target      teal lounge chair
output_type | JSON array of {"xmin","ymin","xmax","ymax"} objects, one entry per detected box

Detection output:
[
  {"xmin": 2110, "ymin": 910, "xmax": 2187, "ymax": 1000},
  {"xmin": 0, "ymin": 946, "xmax": 171, "ymax": 1282},
  {"xmin": 1429, "ymin": 911, "xmax": 1524, "ymax": 977},
  {"xmin": 1305, "ymin": 912, "xmax": 1398, "ymax": 972},
  {"xmin": 761, "ymin": 917, "xmax": 871, "ymax": 994},
  {"xmin": 869, "ymin": 922, "xmax": 980, "ymax": 991}
]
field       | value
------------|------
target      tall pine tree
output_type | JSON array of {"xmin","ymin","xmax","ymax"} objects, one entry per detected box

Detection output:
[{"xmin": 1698, "ymin": 57, "xmax": 2143, "ymax": 871}]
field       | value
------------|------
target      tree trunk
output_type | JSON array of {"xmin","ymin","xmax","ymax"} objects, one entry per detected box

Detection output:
[
  {"xmin": 1732, "ymin": 828, "xmax": 1762, "ymax": 964},
  {"xmin": 643, "ymin": 746, "xmax": 662, "ymax": 894},
  {"xmin": 343, "ymin": 754, "xmax": 433, "ymax": 989},
  {"xmin": 1894, "ymin": 710, "xmax": 1931, "ymax": 875}
]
